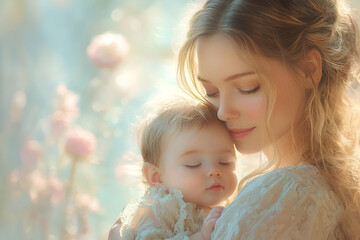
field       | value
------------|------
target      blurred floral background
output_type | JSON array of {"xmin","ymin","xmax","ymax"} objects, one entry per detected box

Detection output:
[{"xmin": 0, "ymin": 0, "xmax": 359, "ymax": 239}]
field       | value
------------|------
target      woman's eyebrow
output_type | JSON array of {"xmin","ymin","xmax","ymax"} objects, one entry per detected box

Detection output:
[{"xmin": 197, "ymin": 71, "xmax": 255, "ymax": 83}]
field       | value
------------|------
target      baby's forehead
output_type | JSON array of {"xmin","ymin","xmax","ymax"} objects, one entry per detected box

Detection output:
[
  {"xmin": 160, "ymin": 121, "xmax": 235, "ymax": 156},
  {"xmin": 165, "ymin": 120, "xmax": 227, "ymax": 138}
]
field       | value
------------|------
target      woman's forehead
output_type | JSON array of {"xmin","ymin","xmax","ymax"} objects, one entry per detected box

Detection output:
[{"xmin": 197, "ymin": 35, "xmax": 255, "ymax": 77}]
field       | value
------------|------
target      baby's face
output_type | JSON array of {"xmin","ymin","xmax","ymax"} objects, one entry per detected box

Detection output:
[{"xmin": 159, "ymin": 122, "xmax": 238, "ymax": 208}]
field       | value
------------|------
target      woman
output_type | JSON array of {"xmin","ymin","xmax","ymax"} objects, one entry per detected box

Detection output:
[{"xmin": 178, "ymin": 0, "xmax": 360, "ymax": 239}]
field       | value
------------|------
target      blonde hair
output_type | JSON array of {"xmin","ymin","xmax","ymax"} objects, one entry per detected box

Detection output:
[
  {"xmin": 136, "ymin": 96, "xmax": 222, "ymax": 167},
  {"xmin": 177, "ymin": 0, "xmax": 360, "ymax": 238}
]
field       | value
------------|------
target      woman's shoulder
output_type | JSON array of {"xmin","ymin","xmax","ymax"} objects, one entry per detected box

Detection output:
[
  {"xmin": 270, "ymin": 162, "xmax": 320, "ymax": 179},
  {"xmin": 238, "ymin": 163, "xmax": 344, "ymax": 211},
  {"xmin": 243, "ymin": 163, "xmax": 332, "ymax": 195},
  {"xmin": 212, "ymin": 163, "xmax": 344, "ymax": 239},
  {"xmin": 262, "ymin": 162, "xmax": 319, "ymax": 179}
]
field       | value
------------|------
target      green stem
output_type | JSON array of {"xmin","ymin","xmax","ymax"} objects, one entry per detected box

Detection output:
[{"xmin": 61, "ymin": 158, "xmax": 77, "ymax": 240}]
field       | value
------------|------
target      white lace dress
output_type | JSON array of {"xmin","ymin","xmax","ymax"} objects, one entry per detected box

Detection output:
[
  {"xmin": 211, "ymin": 163, "xmax": 344, "ymax": 240},
  {"xmin": 118, "ymin": 186, "xmax": 206, "ymax": 240}
]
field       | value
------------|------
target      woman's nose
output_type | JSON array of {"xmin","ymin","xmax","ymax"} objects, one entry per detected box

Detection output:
[{"xmin": 217, "ymin": 95, "xmax": 240, "ymax": 121}]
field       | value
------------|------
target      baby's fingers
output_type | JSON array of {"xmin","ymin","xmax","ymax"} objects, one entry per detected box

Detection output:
[
  {"xmin": 108, "ymin": 218, "xmax": 122, "ymax": 240},
  {"xmin": 207, "ymin": 217, "xmax": 218, "ymax": 229},
  {"xmin": 207, "ymin": 206, "xmax": 225, "ymax": 219}
]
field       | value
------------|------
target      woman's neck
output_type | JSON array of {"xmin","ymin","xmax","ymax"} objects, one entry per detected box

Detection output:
[{"xmin": 263, "ymin": 130, "xmax": 306, "ymax": 168}]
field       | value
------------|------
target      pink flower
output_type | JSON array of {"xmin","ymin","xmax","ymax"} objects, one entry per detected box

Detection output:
[
  {"xmin": 20, "ymin": 140, "xmax": 43, "ymax": 172},
  {"xmin": 8, "ymin": 170, "xmax": 21, "ymax": 185},
  {"xmin": 75, "ymin": 193, "xmax": 100, "ymax": 213},
  {"xmin": 10, "ymin": 90, "xmax": 26, "ymax": 122},
  {"xmin": 28, "ymin": 172, "xmax": 64, "ymax": 204},
  {"xmin": 64, "ymin": 128, "xmax": 97, "ymax": 160},
  {"xmin": 87, "ymin": 32, "xmax": 130, "ymax": 69},
  {"xmin": 29, "ymin": 171, "xmax": 48, "ymax": 202},
  {"xmin": 50, "ymin": 111, "xmax": 71, "ymax": 140},
  {"xmin": 54, "ymin": 84, "xmax": 79, "ymax": 121},
  {"xmin": 47, "ymin": 176, "xmax": 64, "ymax": 204}
]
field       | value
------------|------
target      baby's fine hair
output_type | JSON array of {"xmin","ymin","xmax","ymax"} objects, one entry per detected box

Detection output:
[{"xmin": 136, "ymin": 96, "xmax": 221, "ymax": 167}]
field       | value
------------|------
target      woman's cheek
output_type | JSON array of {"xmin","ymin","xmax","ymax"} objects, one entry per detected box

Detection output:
[{"xmin": 242, "ymin": 95, "xmax": 267, "ymax": 120}]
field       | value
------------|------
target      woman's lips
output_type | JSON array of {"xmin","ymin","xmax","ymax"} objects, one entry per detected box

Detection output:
[{"xmin": 228, "ymin": 127, "xmax": 255, "ymax": 139}]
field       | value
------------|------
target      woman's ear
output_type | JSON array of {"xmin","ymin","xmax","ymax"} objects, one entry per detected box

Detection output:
[
  {"xmin": 143, "ymin": 162, "xmax": 163, "ymax": 187},
  {"xmin": 303, "ymin": 49, "xmax": 322, "ymax": 87}
]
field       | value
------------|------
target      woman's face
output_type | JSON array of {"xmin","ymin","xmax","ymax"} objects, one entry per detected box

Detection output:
[{"xmin": 196, "ymin": 34, "xmax": 305, "ymax": 154}]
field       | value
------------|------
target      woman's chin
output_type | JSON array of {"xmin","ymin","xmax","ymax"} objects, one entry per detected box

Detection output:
[{"xmin": 234, "ymin": 143, "xmax": 261, "ymax": 155}]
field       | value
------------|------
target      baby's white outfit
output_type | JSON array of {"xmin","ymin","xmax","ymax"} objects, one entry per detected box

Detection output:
[{"xmin": 118, "ymin": 186, "xmax": 206, "ymax": 240}]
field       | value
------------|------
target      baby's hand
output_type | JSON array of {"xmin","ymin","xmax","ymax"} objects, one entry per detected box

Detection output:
[
  {"xmin": 108, "ymin": 218, "xmax": 122, "ymax": 240},
  {"xmin": 200, "ymin": 206, "xmax": 225, "ymax": 240}
]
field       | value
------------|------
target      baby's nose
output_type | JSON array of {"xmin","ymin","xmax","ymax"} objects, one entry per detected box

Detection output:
[{"xmin": 209, "ymin": 169, "xmax": 221, "ymax": 177}]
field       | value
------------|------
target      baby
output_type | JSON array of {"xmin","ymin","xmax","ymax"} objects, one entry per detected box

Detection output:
[{"xmin": 112, "ymin": 96, "xmax": 238, "ymax": 240}]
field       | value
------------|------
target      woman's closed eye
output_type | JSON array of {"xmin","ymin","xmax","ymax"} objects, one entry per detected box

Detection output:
[
  {"xmin": 237, "ymin": 86, "xmax": 260, "ymax": 95},
  {"xmin": 205, "ymin": 86, "xmax": 260, "ymax": 99},
  {"xmin": 206, "ymin": 92, "xmax": 219, "ymax": 99}
]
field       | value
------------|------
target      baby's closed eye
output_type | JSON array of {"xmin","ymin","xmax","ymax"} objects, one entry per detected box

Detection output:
[{"xmin": 184, "ymin": 163, "xmax": 201, "ymax": 168}]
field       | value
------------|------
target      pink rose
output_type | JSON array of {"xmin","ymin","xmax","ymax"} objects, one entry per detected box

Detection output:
[
  {"xmin": 29, "ymin": 171, "xmax": 48, "ymax": 202},
  {"xmin": 64, "ymin": 128, "xmax": 97, "ymax": 159},
  {"xmin": 47, "ymin": 176, "xmax": 64, "ymax": 204},
  {"xmin": 10, "ymin": 90, "xmax": 26, "ymax": 122},
  {"xmin": 20, "ymin": 140, "xmax": 43, "ymax": 172},
  {"xmin": 87, "ymin": 32, "xmax": 130, "ymax": 69},
  {"xmin": 8, "ymin": 170, "xmax": 20, "ymax": 185},
  {"xmin": 28, "ymin": 172, "xmax": 64, "ymax": 204},
  {"xmin": 55, "ymin": 84, "xmax": 79, "ymax": 121},
  {"xmin": 75, "ymin": 193, "xmax": 100, "ymax": 213},
  {"xmin": 50, "ymin": 111, "xmax": 71, "ymax": 140}
]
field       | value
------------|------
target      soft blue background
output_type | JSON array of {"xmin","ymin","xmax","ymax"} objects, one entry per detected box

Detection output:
[{"xmin": 0, "ymin": 0, "xmax": 201, "ymax": 239}]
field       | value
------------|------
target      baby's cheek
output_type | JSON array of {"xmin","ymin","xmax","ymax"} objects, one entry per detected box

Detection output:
[
  {"xmin": 227, "ymin": 171, "xmax": 238, "ymax": 195},
  {"xmin": 180, "ymin": 176, "xmax": 203, "ymax": 202},
  {"xmin": 162, "ymin": 167, "xmax": 182, "ymax": 188},
  {"xmin": 165, "ymin": 169, "xmax": 198, "ymax": 190}
]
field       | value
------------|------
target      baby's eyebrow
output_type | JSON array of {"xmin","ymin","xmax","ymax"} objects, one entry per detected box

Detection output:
[
  {"xmin": 179, "ymin": 149, "xmax": 200, "ymax": 158},
  {"xmin": 179, "ymin": 149, "xmax": 235, "ymax": 159},
  {"xmin": 218, "ymin": 150, "xmax": 237, "ymax": 156}
]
